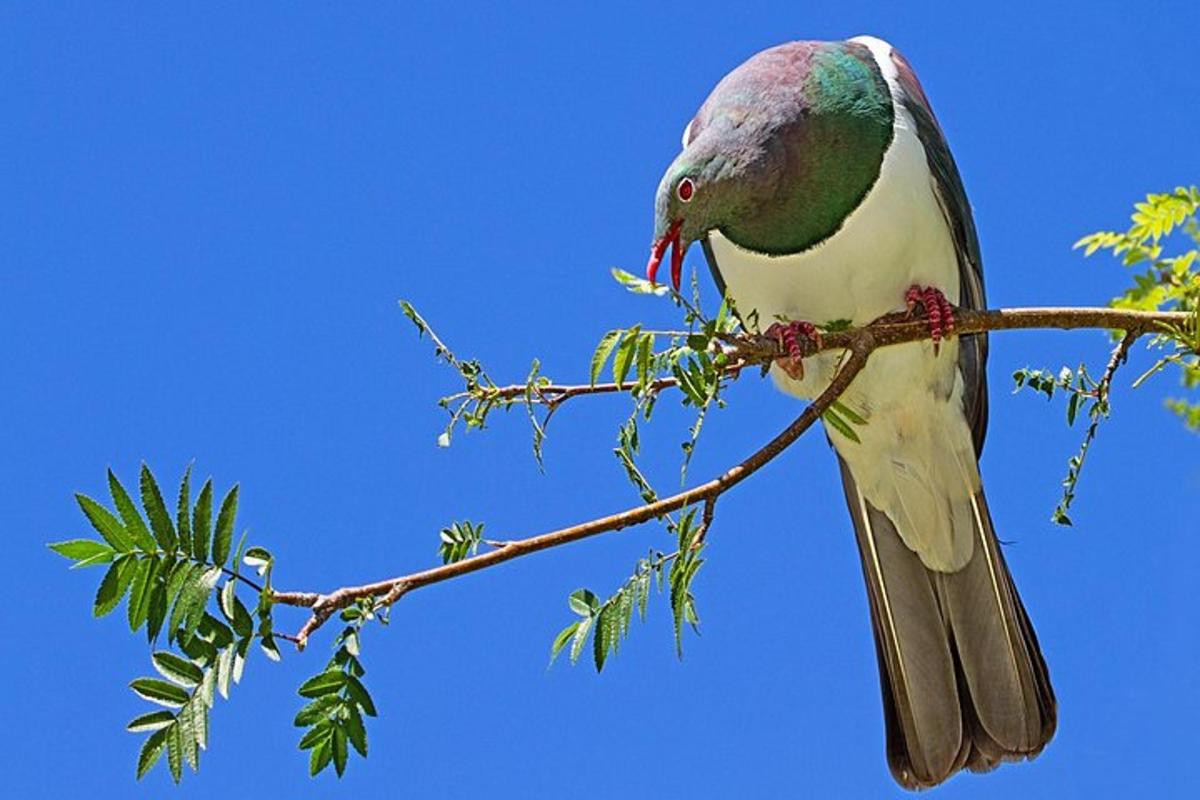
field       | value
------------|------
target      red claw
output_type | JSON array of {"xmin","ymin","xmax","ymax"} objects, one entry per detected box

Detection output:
[{"xmin": 905, "ymin": 285, "xmax": 956, "ymax": 355}]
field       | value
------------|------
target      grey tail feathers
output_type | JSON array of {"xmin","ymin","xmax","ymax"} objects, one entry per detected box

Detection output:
[{"xmin": 837, "ymin": 456, "xmax": 1056, "ymax": 790}]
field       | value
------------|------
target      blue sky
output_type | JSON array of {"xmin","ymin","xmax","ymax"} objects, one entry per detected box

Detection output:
[{"xmin": 3, "ymin": 3, "xmax": 1198, "ymax": 798}]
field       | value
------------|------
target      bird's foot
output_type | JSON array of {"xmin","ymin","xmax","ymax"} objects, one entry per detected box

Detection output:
[
  {"xmin": 764, "ymin": 320, "xmax": 822, "ymax": 380},
  {"xmin": 904, "ymin": 285, "xmax": 956, "ymax": 356}
]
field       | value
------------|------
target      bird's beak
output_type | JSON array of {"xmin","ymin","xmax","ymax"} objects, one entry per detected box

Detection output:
[{"xmin": 646, "ymin": 219, "xmax": 685, "ymax": 291}]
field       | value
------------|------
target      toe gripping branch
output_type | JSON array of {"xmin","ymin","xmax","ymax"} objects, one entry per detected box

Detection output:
[
  {"xmin": 765, "ymin": 320, "xmax": 823, "ymax": 380},
  {"xmin": 905, "ymin": 285, "xmax": 956, "ymax": 354}
]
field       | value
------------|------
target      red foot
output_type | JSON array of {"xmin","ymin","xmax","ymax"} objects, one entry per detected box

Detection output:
[
  {"xmin": 905, "ymin": 285, "xmax": 956, "ymax": 355},
  {"xmin": 764, "ymin": 320, "xmax": 822, "ymax": 380}
]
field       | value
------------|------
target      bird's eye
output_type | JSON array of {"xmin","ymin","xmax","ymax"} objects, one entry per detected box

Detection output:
[{"xmin": 676, "ymin": 177, "xmax": 695, "ymax": 203}]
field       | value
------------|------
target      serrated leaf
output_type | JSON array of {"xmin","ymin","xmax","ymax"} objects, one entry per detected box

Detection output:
[
  {"xmin": 217, "ymin": 646, "xmax": 234, "ymax": 699},
  {"xmin": 549, "ymin": 621, "xmax": 579, "ymax": 665},
  {"xmin": 344, "ymin": 674, "xmax": 377, "ymax": 716},
  {"xmin": 48, "ymin": 538, "xmax": 114, "ymax": 563},
  {"xmin": 176, "ymin": 465, "xmax": 193, "ymax": 558},
  {"xmin": 219, "ymin": 580, "xmax": 237, "ymax": 621},
  {"xmin": 76, "ymin": 493, "xmax": 133, "ymax": 552},
  {"xmin": 298, "ymin": 670, "xmax": 346, "ymax": 698},
  {"xmin": 131, "ymin": 677, "xmax": 191, "ymax": 708},
  {"xmin": 94, "ymin": 555, "xmax": 136, "ymax": 618},
  {"xmin": 332, "ymin": 727, "xmax": 349, "ymax": 776},
  {"xmin": 136, "ymin": 726, "xmax": 169, "ymax": 780},
  {"xmin": 309, "ymin": 733, "xmax": 334, "ymax": 776},
  {"xmin": 192, "ymin": 479, "xmax": 213, "ymax": 561},
  {"xmin": 344, "ymin": 704, "xmax": 368, "ymax": 757},
  {"xmin": 212, "ymin": 484, "xmax": 238, "ymax": 567},
  {"xmin": 152, "ymin": 651, "xmax": 205, "ymax": 687},
  {"xmin": 569, "ymin": 617, "xmax": 593, "ymax": 664},
  {"xmin": 128, "ymin": 710, "xmax": 177, "ymax": 734},
  {"xmin": 166, "ymin": 720, "xmax": 183, "ymax": 783},
  {"xmin": 299, "ymin": 720, "xmax": 331, "ymax": 750},
  {"xmin": 612, "ymin": 326, "xmax": 642, "ymax": 388},
  {"xmin": 590, "ymin": 330, "xmax": 622, "ymax": 387},
  {"xmin": 128, "ymin": 556, "xmax": 160, "ymax": 632},
  {"xmin": 109, "ymin": 469, "xmax": 157, "ymax": 552},
  {"xmin": 140, "ymin": 464, "xmax": 177, "ymax": 552},
  {"xmin": 294, "ymin": 695, "xmax": 339, "ymax": 727}
]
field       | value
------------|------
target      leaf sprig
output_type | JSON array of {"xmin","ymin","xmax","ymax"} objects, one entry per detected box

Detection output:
[{"xmin": 50, "ymin": 465, "xmax": 274, "ymax": 782}]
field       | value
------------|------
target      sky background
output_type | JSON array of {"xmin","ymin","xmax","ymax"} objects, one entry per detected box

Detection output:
[{"xmin": 3, "ymin": 3, "xmax": 1198, "ymax": 798}]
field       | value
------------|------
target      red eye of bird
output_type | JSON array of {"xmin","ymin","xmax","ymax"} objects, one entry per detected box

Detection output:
[{"xmin": 676, "ymin": 177, "xmax": 695, "ymax": 203}]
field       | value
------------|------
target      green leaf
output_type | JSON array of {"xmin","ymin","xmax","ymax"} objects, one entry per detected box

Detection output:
[
  {"xmin": 260, "ymin": 635, "xmax": 282, "ymax": 662},
  {"xmin": 212, "ymin": 484, "xmax": 239, "ymax": 567},
  {"xmin": 127, "ymin": 556, "xmax": 161, "ymax": 632},
  {"xmin": 130, "ymin": 677, "xmax": 191, "ymax": 708},
  {"xmin": 76, "ymin": 493, "xmax": 133, "ymax": 552},
  {"xmin": 243, "ymin": 546, "xmax": 272, "ymax": 575},
  {"xmin": 176, "ymin": 465, "xmax": 193, "ymax": 558},
  {"xmin": 590, "ymin": 330, "xmax": 622, "ymax": 387},
  {"xmin": 344, "ymin": 674, "xmax": 377, "ymax": 716},
  {"xmin": 109, "ymin": 469, "xmax": 157, "ymax": 552},
  {"xmin": 192, "ymin": 479, "xmax": 213, "ymax": 562},
  {"xmin": 152, "ymin": 651, "xmax": 205, "ymax": 688},
  {"xmin": 568, "ymin": 588, "xmax": 600, "ymax": 617},
  {"xmin": 145, "ymin": 568, "xmax": 171, "ymax": 643},
  {"xmin": 309, "ymin": 733, "xmax": 334, "ymax": 776},
  {"xmin": 830, "ymin": 400, "xmax": 868, "ymax": 426},
  {"xmin": 136, "ymin": 726, "xmax": 170, "ymax": 780},
  {"xmin": 128, "ymin": 709, "xmax": 177, "ymax": 733},
  {"xmin": 822, "ymin": 408, "xmax": 862, "ymax": 443},
  {"xmin": 94, "ymin": 555, "xmax": 136, "ymax": 617},
  {"xmin": 332, "ymin": 726, "xmax": 349, "ymax": 776},
  {"xmin": 549, "ymin": 621, "xmax": 579, "ymax": 665},
  {"xmin": 611, "ymin": 266, "xmax": 670, "ymax": 296},
  {"xmin": 217, "ymin": 646, "xmax": 234, "ymax": 699},
  {"xmin": 569, "ymin": 617, "xmax": 593, "ymax": 665},
  {"xmin": 166, "ymin": 721, "xmax": 183, "ymax": 783},
  {"xmin": 140, "ymin": 464, "xmax": 177, "ymax": 552},
  {"xmin": 298, "ymin": 670, "xmax": 346, "ymax": 698},
  {"xmin": 48, "ymin": 538, "xmax": 114, "ymax": 565},
  {"xmin": 299, "ymin": 720, "xmax": 331, "ymax": 750},
  {"xmin": 613, "ymin": 326, "xmax": 642, "ymax": 388},
  {"xmin": 344, "ymin": 704, "xmax": 368, "ymax": 757},
  {"xmin": 294, "ymin": 695, "xmax": 339, "ymax": 727}
]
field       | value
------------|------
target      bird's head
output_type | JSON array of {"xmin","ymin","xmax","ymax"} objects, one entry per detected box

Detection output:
[
  {"xmin": 647, "ymin": 128, "xmax": 767, "ymax": 290},
  {"xmin": 646, "ymin": 40, "xmax": 896, "ymax": 291}
]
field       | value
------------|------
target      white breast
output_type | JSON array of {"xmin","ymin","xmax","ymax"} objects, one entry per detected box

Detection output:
[{"xmin": 705, "ymin": 38, "xmax": 982, "ymax": 572}]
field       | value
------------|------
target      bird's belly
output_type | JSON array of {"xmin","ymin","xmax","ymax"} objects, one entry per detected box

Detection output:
[{"xmin": 704, "ymin": 154, "xmax": 979, "ymax": 570}]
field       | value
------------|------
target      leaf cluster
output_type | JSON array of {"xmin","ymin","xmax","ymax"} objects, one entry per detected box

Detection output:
[
  {"xmin": 294, "ymin": 601, "xmax": 379, "ymax": 777},
  {"xmin": 550, "ymin": 506, "xmax": 706, "ymax": 672},
  {"xmin": 50, "ymin": 465, "xmax": 274, "ymax": 782},
  {"xmin": 1076, "ymin": 186, "xmax": 1200, "ymax": 430},
  {"xmin": 1013, "ymin": 365, "xmax": 1113, "ymax": 525}
]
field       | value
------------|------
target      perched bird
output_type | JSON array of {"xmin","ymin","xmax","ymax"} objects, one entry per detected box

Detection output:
[{"xmin": 647, "ymin": 37, "xmax": 1055, "ymax": 789}]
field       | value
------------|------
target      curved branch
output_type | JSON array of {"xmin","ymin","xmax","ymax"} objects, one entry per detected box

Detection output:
[{"xmin": 273, "ymin": 304, "xmax": 1191, "ymax": 646}]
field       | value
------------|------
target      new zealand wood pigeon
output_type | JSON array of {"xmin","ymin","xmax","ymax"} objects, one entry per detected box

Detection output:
[{"xmin": 646, "ymin": 36, "xmax": 1055, "ymax": 789}]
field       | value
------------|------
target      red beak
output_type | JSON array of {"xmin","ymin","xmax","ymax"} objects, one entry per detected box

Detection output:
[{"xmin": 646, "ymin": 219, "xmax": 684, "ymax": 291}]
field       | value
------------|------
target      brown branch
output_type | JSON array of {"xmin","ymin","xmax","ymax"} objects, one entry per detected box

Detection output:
[
  {"xmin": 445, "ymin": 306, "xmax": 1185, "ymax": 412},
  {"xmin": 273, "ymin": 304, "xmax": 1187, "ymax": 647}
]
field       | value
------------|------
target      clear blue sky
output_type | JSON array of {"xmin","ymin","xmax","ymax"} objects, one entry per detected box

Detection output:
[{"xmin": 4, "ymin": 3, "xmax": 1198, "ymax": 798}]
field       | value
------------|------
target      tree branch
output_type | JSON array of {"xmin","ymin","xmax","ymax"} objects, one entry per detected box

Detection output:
[{"xmin": 273, "ymin": 304, "xmax": 1190, "ymax": 647}]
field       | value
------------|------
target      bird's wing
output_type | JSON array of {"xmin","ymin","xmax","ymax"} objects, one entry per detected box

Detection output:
[{"xmin": 890, "ymin": 48, "xmax": 990, "ymax": 455}]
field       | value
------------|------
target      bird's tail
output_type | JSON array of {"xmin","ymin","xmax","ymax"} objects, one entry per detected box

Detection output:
[{"xmin": 837, "ymin": 456, "xmax": 1056, "ymax": 789}]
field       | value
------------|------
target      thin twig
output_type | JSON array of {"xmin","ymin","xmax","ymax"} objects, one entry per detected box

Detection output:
[{"xmin": 273, "ymin": 305, "xmax": 1188, "ymax": 647}]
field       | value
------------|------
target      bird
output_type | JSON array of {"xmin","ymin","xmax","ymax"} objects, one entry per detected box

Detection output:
[{"xmin": 646, "ymin": 36, "xmax": 1055, "ymax": 789}]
